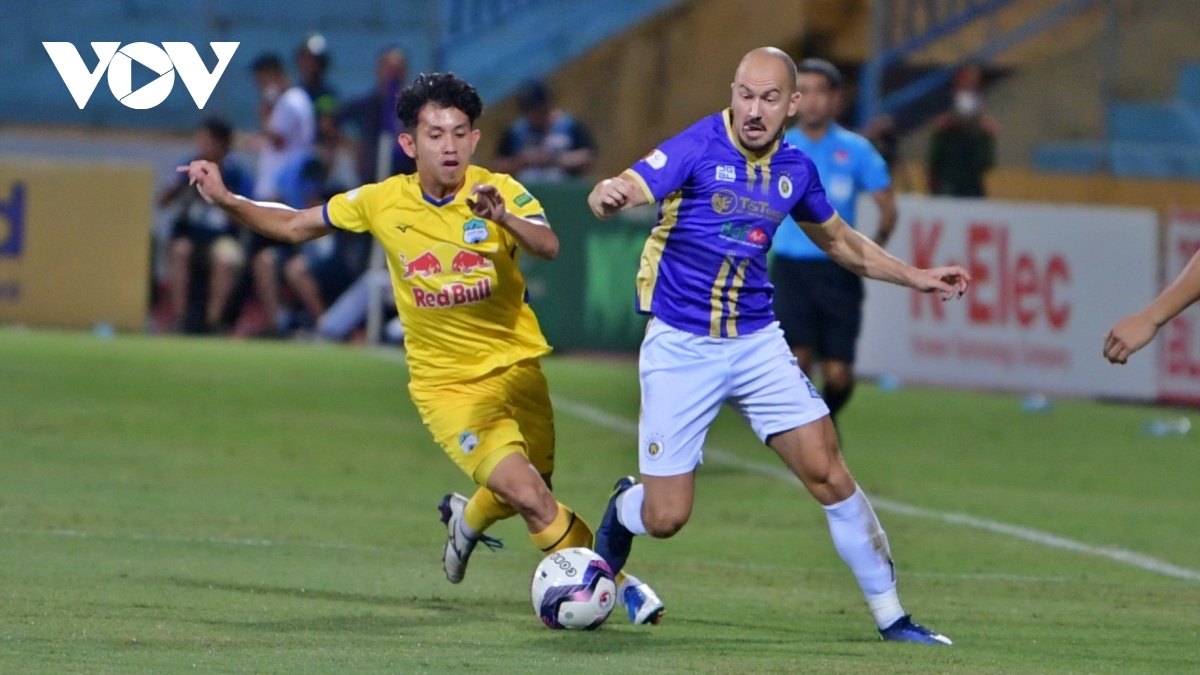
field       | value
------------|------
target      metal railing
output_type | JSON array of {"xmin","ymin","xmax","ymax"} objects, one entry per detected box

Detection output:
[{"xmin": 858, "ymin": 0, "xmax": 1108, "ymax": 126}]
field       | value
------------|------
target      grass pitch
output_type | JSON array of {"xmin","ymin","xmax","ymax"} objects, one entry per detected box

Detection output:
[{"xmin": 1, "ymin": 329, "xmax": 1198, "ymax": 674}]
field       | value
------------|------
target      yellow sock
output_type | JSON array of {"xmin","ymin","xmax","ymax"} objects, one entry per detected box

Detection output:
[
  {"xmin": 530, "ymin": 503, "xmax": 595, "ymax": 553},
  {"xmin": 463, "ymin": 487, "xmax": 518, "ymax": 534}
]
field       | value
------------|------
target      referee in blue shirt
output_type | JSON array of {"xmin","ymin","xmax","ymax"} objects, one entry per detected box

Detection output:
[{"xmin": 772, "ymin": 59, "xmax": 898, "ymax": 423}]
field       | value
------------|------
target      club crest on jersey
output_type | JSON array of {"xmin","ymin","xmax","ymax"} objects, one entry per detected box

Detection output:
[
  {"xmin": 778, "ymin": 174, "xmax": 793, "ymax": 199},
  {"xmin": 645, "ymin": 148, "xmax": 668, "ymax": 170},
  {"xmin": 711, "ymin": 188, "xmax": 738, "ymax": 216},
  {"xmin": 463, "ymin": 218, "xmax": 489, "ymax": 244},
  {"xmin": 834, "ymin": 149, "xmax": 850, "ymax": 163},
  {"xmin": 644, "ymin": 435, "xmax": 665, "ymax": 461},
  {"xmin": 716, "ymin": 165, "xmax": 736, "ymax": 182},
  {"xmin": 458, "ymin": 431, "xmax": 480, "ymax": 454}
]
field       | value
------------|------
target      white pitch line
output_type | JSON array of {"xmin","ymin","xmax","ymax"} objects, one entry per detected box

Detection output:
[{"xmin": 551, "ymin": 396, "xmax": 1200, "ymax": 584}]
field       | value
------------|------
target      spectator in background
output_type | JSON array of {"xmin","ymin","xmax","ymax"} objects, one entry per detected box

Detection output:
[
  {"xmin": 494, "ymin": 80, "xmax": 595, "ymax": 182},
  {"xmin": 339, "ymin": 46, "xmax": 415, "ymax": 181},
  {"xmin": 296, "ymin": 33, "xmax": 338, "ymax": 118},
  {"xmin": 772, "ymin": 59, "xmax": 897, "ymax": 424},
  {"xmin": 159, "ymin": 118, "xmax": 252, "ymax": 334},
  {"xmin": 249, "ymin": 52, "xmax": 316, "ymax": 336},
  {"xmin": 927, "ymin": 66, "xmax": 996, "ymax": 197}
]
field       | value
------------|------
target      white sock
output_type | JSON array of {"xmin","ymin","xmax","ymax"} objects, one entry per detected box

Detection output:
[
  {"xmin": 823, "ymin": 486, "xmax": 905, "ymax": 629},
  {"xmin": 615, "ymin": 483, "xmax": 648, "ymax": 536}
]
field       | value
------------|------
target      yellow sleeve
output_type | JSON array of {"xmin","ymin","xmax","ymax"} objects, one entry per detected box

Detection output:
[
  {"xmin": 323, "ymin": 183, "xmax": 380, "ymax": 234},
  {"xmin": 497, "ymin": 175, "xmax": 547, "ymax": 224}
]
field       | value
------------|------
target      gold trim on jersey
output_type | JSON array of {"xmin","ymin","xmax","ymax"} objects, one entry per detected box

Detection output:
[
  {"xmin": 709, "ymin": 257, "xmax": 733, "ymax": 337},
  {"xmin": 724, "ymin": 258, "xmax": 751, "ymax": 337},
  {"xmin": 636, "ymin": 190, "xmax": 683, "ymax": 313},
  {"xmin": 724, "ymin": 109, "xmax": 779, "ymax": 195},
  {"xmin": 623, "ymin": 169, "xmax": 656, "ymax": 204}
]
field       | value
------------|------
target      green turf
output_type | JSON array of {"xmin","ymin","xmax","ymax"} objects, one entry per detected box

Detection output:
[{"xmin": 1, "ymin": 329, "xmax": 1198, "ymax": 674}]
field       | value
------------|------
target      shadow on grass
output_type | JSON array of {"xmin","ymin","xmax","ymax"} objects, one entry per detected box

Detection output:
[{"xmin": 166, "ymin": 577, "xmax": 528, "ymax": 633}]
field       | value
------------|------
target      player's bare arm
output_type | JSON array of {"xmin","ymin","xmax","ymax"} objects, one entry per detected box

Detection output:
[
  {"xmin": 872, "ymin": 187, "xmax": 898, "ymax": 248},
  {"xmin": 587, "ymin": 173, "xmax": 648, "ymax": 221},
  {"xmin": 1104, "ymin": 244, "xmax": 1200, "ymax": 364},
  {"xmin": 467, "ymin": 183, "xmax": 559, "ymax": 260},
  {"xmin": 801, "ymin": 215, "xmax": 969, "ymax": 299},
  {"xmin": 178, "ymin": 160, "xmax": 330, "ymax": 244}
]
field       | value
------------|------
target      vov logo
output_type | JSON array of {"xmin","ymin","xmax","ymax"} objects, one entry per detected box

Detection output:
[{"xmin": 43, "ymin": 42, "xmax": 239, "ymax": 110}]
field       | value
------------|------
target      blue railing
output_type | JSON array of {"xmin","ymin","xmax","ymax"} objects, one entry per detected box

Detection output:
[
  {"xmin": 437, "ymin": 0, "xmax": 546, "ymax": 56},
  {"xmin": 858, "ymin": 0, "xmax": 1105, "ymax": 126}
]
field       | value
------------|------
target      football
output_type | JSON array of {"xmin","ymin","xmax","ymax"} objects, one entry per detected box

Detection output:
[{"xmin": 530, "ymin": 547, "xmax": 617, "ymax": 630}]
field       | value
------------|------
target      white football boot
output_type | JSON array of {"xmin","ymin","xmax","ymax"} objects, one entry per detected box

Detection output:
[{"xmin": 438, "ymin": 492, "xmax": 503, "ymax": 583}]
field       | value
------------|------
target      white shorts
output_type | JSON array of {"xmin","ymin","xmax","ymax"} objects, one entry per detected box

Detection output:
[{"xmin": 638, "ymin": 318, "xmax": 830, "ymax": 477}]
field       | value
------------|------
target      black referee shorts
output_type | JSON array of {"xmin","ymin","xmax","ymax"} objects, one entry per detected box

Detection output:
[{"xmin": 770, "ymin": 256, "xmax": 865, "ymax": 364}]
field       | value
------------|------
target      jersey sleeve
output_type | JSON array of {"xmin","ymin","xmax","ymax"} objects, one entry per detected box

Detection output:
[
  {"xmin": 789, "ymin": 157, "xmax": 837, "ymax": 226},
  {"xmin": 856, "ymin": 140, "xmax": 892, "ymax": 193},
  {"xmin": 323, "ymin": 182, "xmax": 380, "ymax": 234},
  {"xmin": 625, "ymin": 127, "xmax": 702, "ymax": 203},
  {"xmin": 497, "ymin": 175, "xmax": 547, "ymax": 223}
]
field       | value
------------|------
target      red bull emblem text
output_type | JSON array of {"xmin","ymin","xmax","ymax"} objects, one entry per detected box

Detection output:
[{"xmin": 412, "ymin": 278, "xmax": 493, "ymax": 309}]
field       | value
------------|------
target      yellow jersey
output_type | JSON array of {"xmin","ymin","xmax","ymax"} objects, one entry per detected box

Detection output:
[{"xmin": 324, "ymin": 165, "xmax": 551, "ymax": 386}]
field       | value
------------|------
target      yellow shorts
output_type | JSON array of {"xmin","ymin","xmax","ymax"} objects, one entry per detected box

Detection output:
[{"xmin": 409, "ymin": 358, "xmax": 555, "ymax": 485}]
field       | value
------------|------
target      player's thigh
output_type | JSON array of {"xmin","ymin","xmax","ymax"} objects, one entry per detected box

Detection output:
[
  {"xmin": 727, "ymin": 323, "xmax": 831, "ymax": 444},
  {"xmin": 210, "ymin": 236, "xmax": 246, "ymax": 271},
  {"xmin": 409, "ymin": 378, "xmax": 528, "ymax": 486},
  {"xmin": 505, "ymin": 359, "xmax": 556, "ymax": 478},
  {"xmin": 638, "ymin": 320, "xmax": 727, "ymax": 478},
  {"xmin": 770, "ymin": 257, "xmax": 820, "ymax": 350}
]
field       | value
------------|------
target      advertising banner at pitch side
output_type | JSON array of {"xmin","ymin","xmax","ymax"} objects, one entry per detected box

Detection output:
[
  {"xmin": 1158, "ymin": 209, "xmax": 1200, "ymax": 405},
  {"xmin": 857, "ymin": 195, "xmax": 1159, "ymax": 399}
]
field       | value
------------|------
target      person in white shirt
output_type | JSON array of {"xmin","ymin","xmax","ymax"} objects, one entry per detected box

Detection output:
[{"xmin": 248, "ymin": 53, "xmax": 316, "ymax": 337}]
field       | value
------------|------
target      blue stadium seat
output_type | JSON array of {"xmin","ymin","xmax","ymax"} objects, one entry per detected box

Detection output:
[
  {"xmin": 1033, "ymin": 142, "xmax": 1109, "ymax": 174},
  {"xmin": 1178, "ymin": 63, "xmax": 1200, "ymax": 108},
  {"xmin": 1108, "ymin": 102, "xmax": 1200, "ymax": 144}
]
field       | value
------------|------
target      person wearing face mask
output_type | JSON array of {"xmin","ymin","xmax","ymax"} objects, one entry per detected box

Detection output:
[{"xmin": 927, "ymin": 66, "xmax": 996, "ymax": 198}]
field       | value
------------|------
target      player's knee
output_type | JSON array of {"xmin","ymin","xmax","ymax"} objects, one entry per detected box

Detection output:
[{"xmin": 643, "ymin": 505, "xmax": 689, "ymax": 538}]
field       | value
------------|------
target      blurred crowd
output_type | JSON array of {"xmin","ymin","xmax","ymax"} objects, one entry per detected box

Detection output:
[
  {"xmin": 154, "ymin": 34, "xmax": 595, "ymax": 341},
  {"xmin": 155, "ymin": 34, "xmax": 991, "ymax": 343}
]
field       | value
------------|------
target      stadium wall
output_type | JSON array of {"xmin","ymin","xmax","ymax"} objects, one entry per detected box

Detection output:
[{"xmin": 0, "ymin": 160, "xmax": 152, "ymax": 331}]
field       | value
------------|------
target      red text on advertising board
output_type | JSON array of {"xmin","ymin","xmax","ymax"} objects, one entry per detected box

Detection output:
[{"xmin": 910, "ymin": 220, "xmax": 1071, "ymax": 330}]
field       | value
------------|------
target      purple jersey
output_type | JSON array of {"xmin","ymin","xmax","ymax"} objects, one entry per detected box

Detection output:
[{"xmin": 626, "ymin": 110, "xmax": 836, "ymax": 338}]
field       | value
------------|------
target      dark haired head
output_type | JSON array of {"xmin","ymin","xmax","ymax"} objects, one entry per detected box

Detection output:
[
  {"xmin": 797, "ymin": 58, "xmax": 843, "ymax": 90},
  {"xmin": 516, "ymin": 80, "xmax": 551, "ymax": 113},
  {"xmin": 251, "ymin": 53, "xmax": 285, "ymax": 75},
  {"xmin": 395, "ymin": 73, "xmax": 483, "ymax": 130},
  {"xmin": 199, "ymin": 117, "xmax": 233, "ymax": 148}
]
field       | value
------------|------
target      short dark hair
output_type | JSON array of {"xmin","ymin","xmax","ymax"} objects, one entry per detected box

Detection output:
[
  {"xmin": 798, "ymin": 58, "xmax": 844, "ymax": 90},
  {"xmin": 251, "ymin": 53, "xmax": 285, "ymax": 75},
  {"xmin": 395, "ymin": 73, "xmax": 484, "ymax": 130},
  {"xmin": 199, "ymin": 117, "xmax": 233, "ymax": 148}
]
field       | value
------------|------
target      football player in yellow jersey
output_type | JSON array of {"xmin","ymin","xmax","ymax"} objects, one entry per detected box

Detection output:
[{"xmin": 179, "ymin": 72, "xmax": 664, "ymax": 624}]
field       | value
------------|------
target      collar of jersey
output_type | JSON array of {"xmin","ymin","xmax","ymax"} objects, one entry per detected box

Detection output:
[
  {"xmin": 722, "ymin": 108, "xmax": 780, "ymax": 165},
  {"xmin": 420, "ymin": 183, "xmax": 463, "ymax": 207}
]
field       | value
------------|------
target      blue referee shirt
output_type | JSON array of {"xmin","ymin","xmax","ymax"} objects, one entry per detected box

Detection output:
[{"xmin": 773, "ymin": 124, "xmax": 891, "ymax": 261}]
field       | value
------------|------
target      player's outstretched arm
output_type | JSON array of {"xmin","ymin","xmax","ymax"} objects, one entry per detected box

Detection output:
[
  {"xmin": 587, "ymin": 173, "xmax": 649, "ymax": 221},
  {"xmin": 467, "ymin": 183, "xmax": 559, "ymax": 260},
  {"xmin": 177, "ymin": 160, "xmax": 330, "ymax": 245},
  {"xmin": 801, "ymin": 215, "xmax": 969, "ymax": 300},
  {"xmin": 1104, "ymin": 245, "xmax": 1200, "ymax": 364}
]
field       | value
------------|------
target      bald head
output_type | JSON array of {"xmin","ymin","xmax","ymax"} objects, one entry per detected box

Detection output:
[
  {"xmin": 735, "ymin": 47, "xmax": 797, "ymax": 94},
  {"xmin": 729, "ymin": 47, "xmax": 800, "ymax": 154}
]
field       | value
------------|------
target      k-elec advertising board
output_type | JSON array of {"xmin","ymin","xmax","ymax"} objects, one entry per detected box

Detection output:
[
  {"xmin": 857, "ymin": 195, "xmax": 1159, "ymax": 399},
  {"xmin": 1158, "ymin": 209, "xmax": 1200, "ymax": 405}
]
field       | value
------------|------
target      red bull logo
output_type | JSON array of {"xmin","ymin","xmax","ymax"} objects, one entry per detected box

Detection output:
[
  {"xmin": 400, "ymin": 251, "xmax": 443, "ymax": 279},
  {"xmin": 451, "ymin": 250, "xmax": 493, "ymax": 274},
  {"xmin": 412, "ymin": 278, "xmax": 493, "ymax": 309}
]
